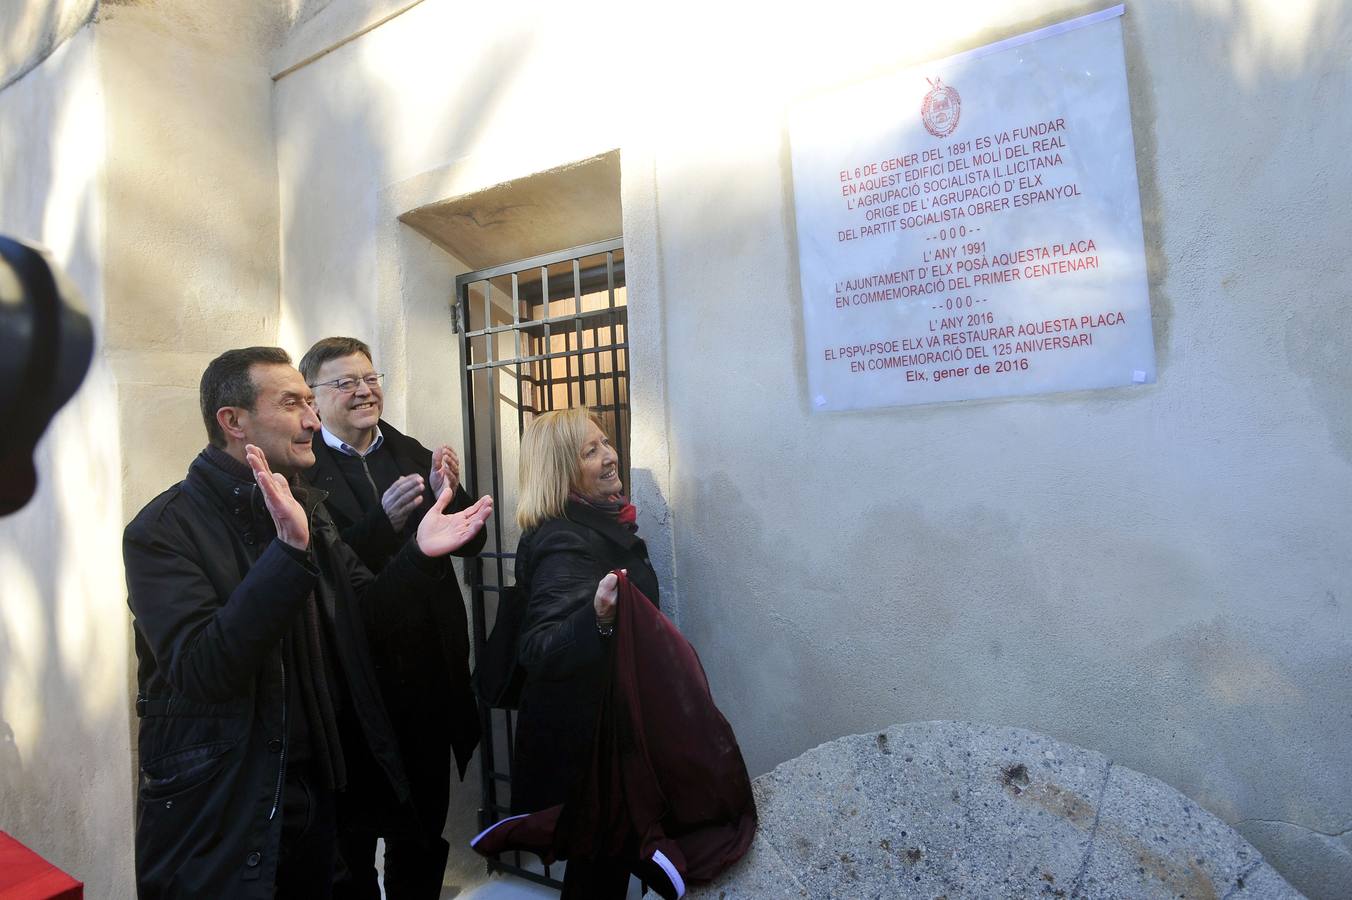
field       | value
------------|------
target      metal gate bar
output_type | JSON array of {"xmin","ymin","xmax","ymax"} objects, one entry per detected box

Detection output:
[{"xmin": 455, "ymin": 238, "xmax": 628, "ymax": 888}]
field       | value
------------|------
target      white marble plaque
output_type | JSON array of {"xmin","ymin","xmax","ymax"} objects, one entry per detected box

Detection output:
[{"xmin": 790, "ymin": 5, "xmax": 1155, "ymax": 411}]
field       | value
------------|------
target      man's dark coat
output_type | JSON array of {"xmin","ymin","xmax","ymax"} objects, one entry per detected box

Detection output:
[
  {"xmin": 306, "ymin": 420, "xmax": 483, "ymax": 804},
  {"xmin": 125, "ymin": 451, "xmax": 447, "ymax": 899}
]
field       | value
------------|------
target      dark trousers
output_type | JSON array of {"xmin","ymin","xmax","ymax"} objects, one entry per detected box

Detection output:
[
  {"xmin": 333, "ymin": 828, "xmax": 451, "ymax": 900},
  {"xmin": 275, "ymin": 765, "xmax": 338, "ymax": 899},
  {"xmin": 332, "ymin": 714, "xmax": 453, "ymax": 900}
]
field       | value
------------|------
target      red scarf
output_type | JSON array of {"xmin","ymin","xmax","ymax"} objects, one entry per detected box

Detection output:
[{"xmin": 570, "ymin": 491, "xmax": 637, "ymax": 531}]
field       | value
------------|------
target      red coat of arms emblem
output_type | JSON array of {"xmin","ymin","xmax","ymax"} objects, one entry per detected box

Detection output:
[{"xmin": 921, "ymin": 78, "xmax": 961, "ymax": 138}]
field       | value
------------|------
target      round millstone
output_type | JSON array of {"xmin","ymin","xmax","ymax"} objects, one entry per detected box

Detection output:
[{"xmin": 689, "ymin": 721, "xmax": 1302, "ymax": 899}]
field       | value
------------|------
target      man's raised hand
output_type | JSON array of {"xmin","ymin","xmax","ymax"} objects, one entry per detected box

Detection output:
[
  {"xmin": 382, "ymin": 473, "xmax": 425, "ymax": 531},
  {"xmin": 245, "ymin": 444, "xmax": 309, "ymax": 550},
  {"xmin": 415, "ymin": 488, "xmax": 492, "ymax": 557},
  {"xmin": 429, "ymin": 446, "xmax": 461, "ymax": 498}
]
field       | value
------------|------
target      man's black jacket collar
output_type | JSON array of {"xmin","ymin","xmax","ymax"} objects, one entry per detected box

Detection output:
[{"xmin": 187, "ymin": 447, "xmax": 329, "ymax": 535}]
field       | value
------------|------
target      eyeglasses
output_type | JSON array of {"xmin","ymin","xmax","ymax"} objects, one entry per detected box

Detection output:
[{"xmin": 310, "ymin": 373, "xmax": 384, "ymax": 394}]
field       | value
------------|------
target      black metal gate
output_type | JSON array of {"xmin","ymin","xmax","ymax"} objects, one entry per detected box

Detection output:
[{"xmin": 454, "ymin": 238, "xmax": 629, "ymax": 886}]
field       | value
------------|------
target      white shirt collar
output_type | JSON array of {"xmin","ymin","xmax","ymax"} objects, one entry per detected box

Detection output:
[{"xmin": 320, "ymin": 424, "xmax": 384, "ymax": 458}]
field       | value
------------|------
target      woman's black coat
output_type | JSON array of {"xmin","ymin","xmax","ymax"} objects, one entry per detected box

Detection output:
[{"xmin": 510, "ymin": 500, "xmax": 659, "ymax": 814}]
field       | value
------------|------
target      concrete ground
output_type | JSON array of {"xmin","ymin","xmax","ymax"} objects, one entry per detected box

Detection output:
[
  {"xmin": 455, "ymin": 870, "xmax": 647, "ymax": 899},
  {"xmin": 368, "ymin": 837, "xmax": 644, "ymax": 900},
  {"xmin": 456, "ymin": 874, "xmax": 557, "ymax": 899}
]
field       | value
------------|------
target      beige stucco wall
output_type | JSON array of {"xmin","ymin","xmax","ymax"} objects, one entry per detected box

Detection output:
[
  {"xmin": 273, "ymin": 1, "xmax": 1351, "ymax": 896},
  {"xmin": 98, "ymin": 0, "xmax": 292, "ymax": 515},
  {"xmin": 653, "ymin": 4, "xmax": 1351, "ymax": 894},
  {"xmin": 0, "ymin": 0, "xmax": 97, "ymax": 91},
  {"xmin": 0, "ymin": 23, "xmax": 135, "ymax": 894}
]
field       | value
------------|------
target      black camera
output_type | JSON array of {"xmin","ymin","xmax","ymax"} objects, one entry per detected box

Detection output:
[{"xmin": 0, "ymin": 236, "xmax": 94, "ymax": 515}]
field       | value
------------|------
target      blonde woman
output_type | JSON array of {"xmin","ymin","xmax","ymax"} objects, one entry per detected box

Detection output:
[{"xmin": 511, "ymin": 407, "xmax": 659, "ymax": 899}]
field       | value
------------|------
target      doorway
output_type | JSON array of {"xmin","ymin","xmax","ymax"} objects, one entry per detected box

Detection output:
[{"xmin": 455, "ymin": 237, "xmax": 628, "ymax": 885}]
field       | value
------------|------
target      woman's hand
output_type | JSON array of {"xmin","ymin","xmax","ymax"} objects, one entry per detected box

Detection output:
[{"xmin": 594, "ymin": 569, "xmax": 625, "ymax": 624}]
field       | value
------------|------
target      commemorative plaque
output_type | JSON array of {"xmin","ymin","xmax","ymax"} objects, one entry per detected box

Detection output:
[{"xmin": 790, "ymin": 5, "xmax": 1155, "ymax": 411}]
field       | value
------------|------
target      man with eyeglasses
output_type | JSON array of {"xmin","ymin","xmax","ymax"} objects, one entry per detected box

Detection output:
[{"xmin": 298, "ymin": 336, "xmax": 484, "ymax": 900}]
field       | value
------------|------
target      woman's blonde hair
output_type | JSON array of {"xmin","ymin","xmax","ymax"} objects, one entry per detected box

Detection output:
[{"xmin": 516, "ymin": 407, "xmax": 601, "ymax": 530}]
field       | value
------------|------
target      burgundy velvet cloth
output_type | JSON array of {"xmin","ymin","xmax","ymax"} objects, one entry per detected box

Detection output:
[{"xmin": 471, "ymin": 572, "xmax": 756, "ymax": 898}]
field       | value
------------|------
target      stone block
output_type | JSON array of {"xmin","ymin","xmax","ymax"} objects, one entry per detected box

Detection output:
[
  {"xmin": 1074, "ymin": 762, "xmax": 1302, "ymax": 899},
  {"xmin": 688, "ymin": 722, "xmax": 1302, "ymax": 900},
  {"xmin": 955, "ymin": 724, "xmax": 1110, "ymax": 898}
]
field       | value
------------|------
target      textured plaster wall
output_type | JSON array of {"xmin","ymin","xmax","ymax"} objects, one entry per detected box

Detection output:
[
  {"xmin": 643, "ymin": 3, "xmax": 1352, "ymax": 897},
  {"xmin": 0, "ymin": 0, "xmax": 97, "ymax": 91},
  {"xmin": 0, "ymin": 25, "xmax": 135, "ymax": 895},
  {"xmin": 97, "ymin": 0, "xmax": 291, "ymax": 514},
  {"xmin": 273, "ymin": 0, "xmax": 1350, "ymax": 895}
]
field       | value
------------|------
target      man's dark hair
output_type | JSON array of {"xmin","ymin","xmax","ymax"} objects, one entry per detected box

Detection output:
[
  {"xmin": 200, "ymin": 347, "xmax": 292, "ymax": 448},
  {"xmin": 298, "ymin": 336, "xmax": 373, "ymax": 385}
]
